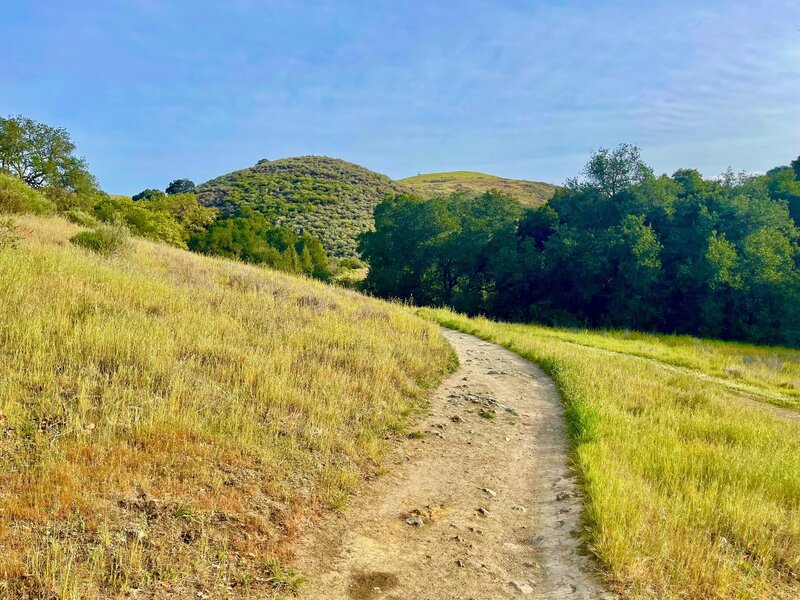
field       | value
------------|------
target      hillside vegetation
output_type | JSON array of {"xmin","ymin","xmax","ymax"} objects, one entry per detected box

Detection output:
[
  {"xmin": 0, "ymin": 215, "xmax": 453, "ymax": 599},
  {"xmin": 400, "ymin": 171, "xmax": 558, "ymax": 206},
  {"xmin": 424, "ymin": 308, "xmax": 800, "ymax": 599},
  {"xmin": 196, "ymin": 156, "xmax": 411, "ymax": 259}
]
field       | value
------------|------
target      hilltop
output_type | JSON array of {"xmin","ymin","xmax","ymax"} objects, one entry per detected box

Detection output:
[
  {"xmin": 400, "ymin": 171, "xmax": 558, "ymax": 206},
  {"xmin": 196, "ymin": 156, "xmax": 411, "ymax": 259}
]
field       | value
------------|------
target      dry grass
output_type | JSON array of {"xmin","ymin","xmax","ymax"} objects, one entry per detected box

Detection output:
[
  {"xmin": 399, "ymin": 171, "xmax": 558, "ymax": 206},
  {"xmin": 0, "ymin": 215, "xmax": 454, "ymax": 599},
  {"xmin": 423, "ymin": 309, "xmax": 800, "ymax": 599}
]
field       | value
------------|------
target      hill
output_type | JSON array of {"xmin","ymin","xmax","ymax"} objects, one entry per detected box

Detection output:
[
  {"xmin": 399, "ymin": 171, "xmax": 558, "ymax": 206},
  {"xmin": 196, "ymin": 156, "xmax": 412, "ymax": 259},
  {"xmin": 0, "ymin": 214, "xmax": 452, "ymax": 598}
]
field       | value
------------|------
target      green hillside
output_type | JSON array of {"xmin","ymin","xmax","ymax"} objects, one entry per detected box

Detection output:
[
  {"xmin": 400, "ymin": 171, "xmax": 558, "ymax": 206},
  {"xmin": 196, "ymin": 156, "xmax": 411, "ymax": 259}
]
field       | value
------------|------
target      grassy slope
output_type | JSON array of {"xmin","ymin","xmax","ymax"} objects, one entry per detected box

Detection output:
[
  {"xmin": 423, "ymin": 309, "xmax": 800, "ymax": 599},
  {"xmin": 196, "ymin": 156, "xmax": 412, "ymax": 260},
  {"xmin": 399, "ymin": 171, "xmax": 558, "ymax": 207},
  {"xmin": 496, "ymin": 324, "xmax": 800, "ymax": 409},
  {"xmin": 0, "ymin": 215, "xmax": 454, "ymax": 599}
]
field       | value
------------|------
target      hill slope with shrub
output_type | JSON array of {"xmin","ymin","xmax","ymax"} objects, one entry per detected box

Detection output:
[
  {"xmin": 196, "ymin": 156, "xmax": 412, "ymax": 259},
  {"xmin": 400, "ymin": 171, "xmax": 558, "ymax": 206},
  {"xmin": 0, "ymin": 214, "xmax": 453, "ymax": 598}
]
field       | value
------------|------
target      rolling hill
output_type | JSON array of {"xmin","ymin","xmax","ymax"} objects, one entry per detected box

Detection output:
[
  {"xmin": 196, "ymin": 156, "xmax": 412, "ymax": 259},
  {"xmin": 195, "ymin": 159, "xmax": 561, "ymax": 261},
  {"xmin": 400, "ymin": 171, "xmax": 559, "ymax": 207}
]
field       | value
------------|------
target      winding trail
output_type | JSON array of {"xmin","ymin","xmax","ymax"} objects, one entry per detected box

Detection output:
[{"xmin": 294, "ymin": 329, "xmax": 611, "ymax": 599}]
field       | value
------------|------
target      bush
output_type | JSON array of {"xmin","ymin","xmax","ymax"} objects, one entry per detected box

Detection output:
[
  {"xmin": 64, "ymin": 208, "xmax": 98, "ymax": 227},
  {"xmin": 0, "ymin": 172, "xmax": 55, "ymax": 215},
  {"xmin": 0, "ymin": 217, "xmax": 19, "ymax": 249},
  {"xmin": 338, "ymin": 257, "xmax": 364, "ymax": 269},
  {"xmin": 70, "ymin": 224, "xmax": 130, "ymax": 255}
]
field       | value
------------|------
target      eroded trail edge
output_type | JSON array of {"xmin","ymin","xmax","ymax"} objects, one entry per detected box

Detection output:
[{"xmin": 294, "ymin": 328, "xmax": 611, "ymax": 599}]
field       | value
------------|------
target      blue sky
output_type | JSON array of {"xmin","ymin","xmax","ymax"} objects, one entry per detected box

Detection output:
[{"xmin": 1, "ymin": 1, "xmax": 798, "ymax": 195}]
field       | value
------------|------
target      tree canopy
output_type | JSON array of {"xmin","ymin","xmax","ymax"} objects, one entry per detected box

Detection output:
[
  {"xmin": 360, "ymin": 146, "xmax": 800, "ymax": 346},
  {"xmin": 0, "ymin": 115, "xmax": 98, "ymax": 195},
  {"xmin": 166, "ymin": 178, "xmax": 196, "ymax": 195},
  {"xmin": 189, "ymin": 208, "xmax": 331, "ymax": 279}
]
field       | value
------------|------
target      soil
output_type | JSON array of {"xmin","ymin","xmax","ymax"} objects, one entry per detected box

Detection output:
[{"xmin": 293, "ymin": 328, "xmax": 612, "ymax": 599}]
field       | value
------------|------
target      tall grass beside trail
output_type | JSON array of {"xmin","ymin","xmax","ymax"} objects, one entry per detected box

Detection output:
[
  {"xmin": 498, "ymin": 323, "xmax": 800, "ymax": 408},
  {"xmin": 0, "ymin": 215, "xmax": 454, "ymax": 599},
  {"xmin": 422, "ymin": 308, "xmax": 800, "ymax": 599}
]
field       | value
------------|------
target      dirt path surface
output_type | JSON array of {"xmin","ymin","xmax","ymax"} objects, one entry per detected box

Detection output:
[{"xmin": 294, "ymin": 328, "xmax": 611, "ymax": 599}]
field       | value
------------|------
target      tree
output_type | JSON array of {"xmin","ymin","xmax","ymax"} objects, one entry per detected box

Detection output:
[
  {"xmin": 132, "ymin": 188, "xmax": 164, "ymax": 201},
  {"xmin": 188, "ymin": 209, "xmax": 330, "ymax": 279},
  {"xmin": 166, "ymin": 178, "xmax": 196, "ymax": 195},
  {"xmin": 765, "ymin": 164, "xmax": 800, "ymax": 227},
  {"xmin": 91, "ymin": 192, "xmax": 216, "ymax": 249},
  {"xmin": 358, "ymin": 195, "xmax": 457, "ymax": 304},
  {"xmin": 0, "ymin": 115, "xmax": 98, "ymax": 194},
  {"xmin": 358, "ymin": 147, "xmax": 800, "ymax": 346},
  {"xmin": 573, "ymin": 143, "xmax": 653, "ymax": 198}
]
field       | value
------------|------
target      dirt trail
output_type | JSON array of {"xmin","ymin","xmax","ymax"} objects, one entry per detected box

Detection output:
[{"xmin": 294, "ymin": 328, "xmax": 611, "ymax": 599}]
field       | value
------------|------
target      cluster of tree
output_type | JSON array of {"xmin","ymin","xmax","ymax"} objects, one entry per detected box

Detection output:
[
  {"xmin": 189, "ymin": 208, "xmax": 330, "ymax": 279},
  {"xmin": 0, "ymin": 115, "xmax": 332, "ymax": 279},
  {"xmin": 360, "ymin": 145, "xmax": 800, "ymax": 346}
]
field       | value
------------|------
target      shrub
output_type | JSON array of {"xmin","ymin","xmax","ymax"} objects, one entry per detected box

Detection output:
[
  {"xmin": 338, "ymin": 257, "xmax": 364, "ymax": 269},
  {"xmin": 0, "ymin": 172, "xmax": 55, "ymax": 215},
  {"xmin": 70, "ymin": 223, "xmax": 130, "ymax": 255},
  {"xmin": 64, "ymin": 208, "xmax": 98, "ymax": 227},
  {"xmin": 0, "ymin": 217, "xmax": 19, "ymax": 249}
]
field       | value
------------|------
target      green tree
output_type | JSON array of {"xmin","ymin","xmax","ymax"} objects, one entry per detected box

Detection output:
[
  {"xmin": 132, "ymin": 188, "xmax": 165, "ymax": 201},
  {"xmin": 166, "ymin": 179, "xmax": 196, "ymax": 195},
  {"xmin": 189, "ymin": 209, "xmax": 330, "ymax": 279},
  {"xmin": 0, "ymin": 115, "xmax": 98, "ymax": 194},
  {"xmin": 358, "ymin": 195, "xmax": 457, "ymax": 304},
  {"xmin": 92, "ymin": 192, "xmax": 216, "ymax": 248},
  {"xmin": 573, "ymin": 143, "xmax": 653, "ymax": 198},
  {"xmin": 764, "ymin": 165, "xmax": 800, "ymax": 227},
  {"xmin": 359, "ymin": 145, "xmax": 800, "ymax": 346}
]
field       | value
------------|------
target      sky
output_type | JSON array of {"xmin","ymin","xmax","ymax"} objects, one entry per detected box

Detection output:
[{"xmin": 1, "ymin": 0, "xmax": 799, "ymax": 195}]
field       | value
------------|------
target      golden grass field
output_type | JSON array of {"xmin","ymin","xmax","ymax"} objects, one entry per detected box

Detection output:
[
  {"xmin": 422, "ymin": 309, "xmax": 800, "ymax": 599},
  {"xmin": 0, "ymin": 215, "xmax": 454, "ymax": 599},
  {"xmin": 4, "ymin": 209, "xmax": 800, "ymax": 599}
]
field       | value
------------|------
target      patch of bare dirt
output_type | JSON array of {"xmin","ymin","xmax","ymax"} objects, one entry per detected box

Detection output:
[{"xmin": 293, "ymin": 328, "xmax": 612, "ymax": 599}]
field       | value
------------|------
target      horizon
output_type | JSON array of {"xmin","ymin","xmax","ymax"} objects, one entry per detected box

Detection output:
[{"xmin": 2, "ymin": 0, "xmax": 799, "ymax": 195}]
